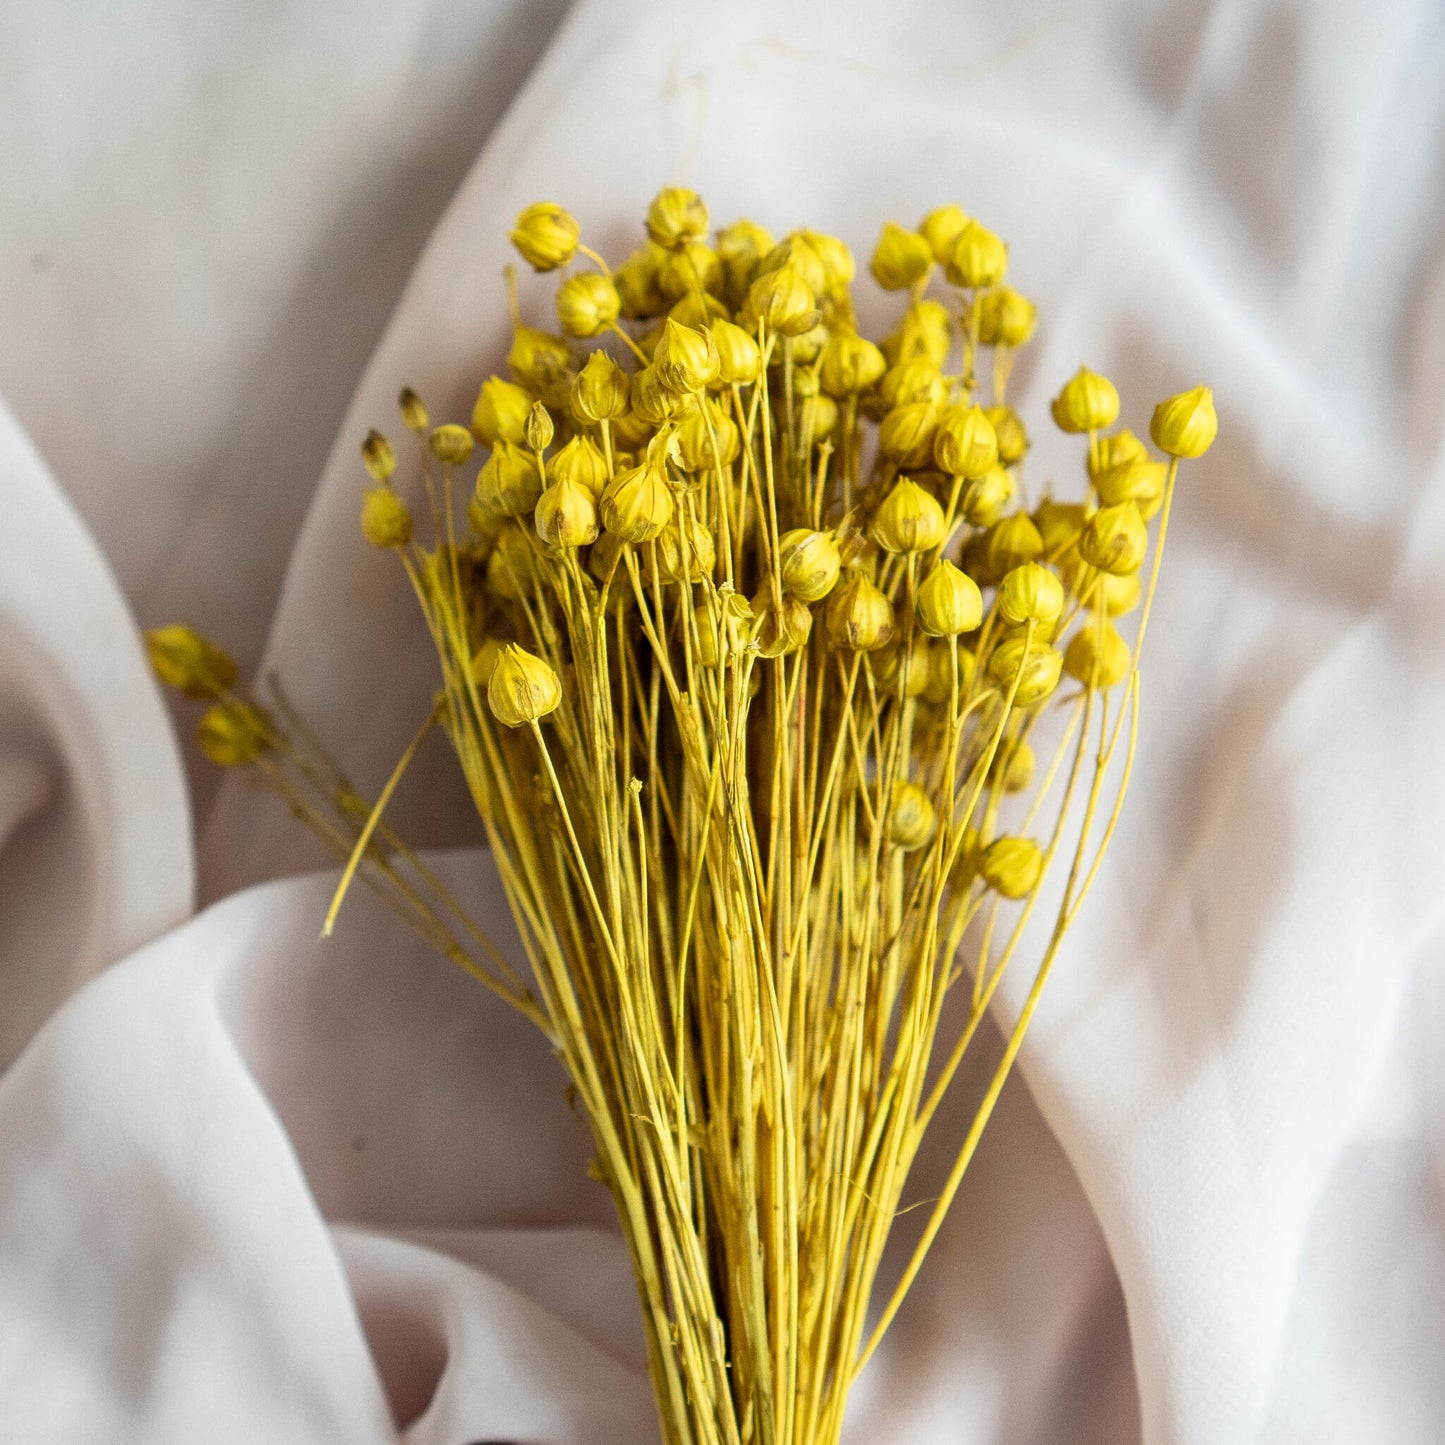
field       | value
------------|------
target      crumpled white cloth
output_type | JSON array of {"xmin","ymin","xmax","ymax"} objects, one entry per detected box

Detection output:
[{"xmin": 2, "ymin": 0, "xmax": 1444, "ymax": 1441}]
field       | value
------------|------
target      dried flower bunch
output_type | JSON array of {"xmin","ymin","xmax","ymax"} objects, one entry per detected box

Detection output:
[{"xmin": 150, "ymin": 187, "xmax": 1215, "ymax": 1445}]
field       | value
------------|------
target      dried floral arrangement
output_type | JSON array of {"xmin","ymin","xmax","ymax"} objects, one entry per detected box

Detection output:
[{"xmin": 149, "ymin": 188, "xmax": 1216, "ymax": 1445}]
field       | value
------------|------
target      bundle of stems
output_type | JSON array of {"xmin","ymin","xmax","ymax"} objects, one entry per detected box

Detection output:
[{"xmin": 149, "ymin": 188, "xmax": 1216, "ymax": 1445}]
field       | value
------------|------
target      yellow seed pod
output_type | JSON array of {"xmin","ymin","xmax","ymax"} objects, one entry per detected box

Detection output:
[
  {"xmin": 987, "ymin": 636, "xmax": 1063, "ymax": 707},
  {"xmin": 1096, "ymin": 457, "xmax": 1168, "ymax": 512},
  {"xmin": 1033, "ymin": 498, "xmax": 1089, "ymax": 557},
  {"xmin": 998, "ymin": 562, "xmax": 1065, "ymax": 628},
  {"xmin": 916, "ymin": 561, "xmax": 983, "ymax": 636},
  {"xmin": 709, "ymin": 319, "xmax": 762, "ymax": 386},
  {"xmin": 981, "ymin": 835, "xmax": 1043, "ymax": 899},
  {"xmin": 1092, "ymin": 569, "xmax": 1142, "ymax": 616},
  {"xmin": 525, "ymin": 401, "xmax": 554, "ymax": 453},
  {"xmin": 919, "ymin": 204, "xmax": 970, "ymax": 263},
  {"xmin": 694, "ymin": 587, "xmax": 754, "ymax": 667},
  {"xmin": 933, "ymin": 404, "xmax": 999, "ymax": 478},
  {"xmin": 1151, "ymin": 384, "xmax": 1217, "ymax": 458},
  {"xmin": 988, "ymin": 737, "xmax": 1036, "ymax": 794},
  {"xmin": 1065, "ymin": 621, "xmax": 1132, "ymax": 688},
  {"xmin": 870, "ymin": 222, "xmax": 933, "ymax": 291},
  {"xmin": 1079, "ymin": 500, "xmax": 1147, "ymax": 575},
  {"xmin": 960, "ymin": 466, "xmax": 1016, "ymax": 529},
  {"xmin": 469, "ymin": 637, "xmax": 504, "ymax": 686},
  {"xmin": 535, "ymin": 476, "xmax": 599, "ymax": 549},
  {"xmin": 667, "ymin": 292, "xmax": 729, "ymax": 332},
  {"xmin": 506, "ymin": 327, "xmax": 569, "ymax": 396},
  {"xmin": 715, "ymin": 218, "xmax": 774, "ymax": 299},
  {"xmin": 361, "ymin": 485, "xmax": 414, "ymax": 548},
  {"xmin": 675, "ymin": 406, "xmax": 740, "ymax": 471},
  {"xmin": 600, "ymin": 462, "xmax": 672, "ymax": 543},
  {"xmin": 820, "ymin": 331, "xmax": 887, "ymax": 397},
  {"xmin": 198, "ymin": 700, "xmax": 271, "ymax": 767},
  {"xmin": 826, "ymin": 571, "xmax": 895, "ymax": 651},
  {"xmin": 1089, "ymin": 427, "xmax": 1148, "ymax": 484},
  {"xmin": 362, "ymin": 429, "xmax": 396, "ymax": 483},
  {"xmin": 759, "ymin": 234, "xmax": 828, "ymax": 297},
  {"xmin": 800, "ymin": 229, "xmax": 856, "ymax": 292},
  {"xmin": 646, "ymin": 187, "xmax": 709, "ymax": 249},
  {"xmin": 872, "ymin": 477, "xmax": 946, "ymax": 553},
  {"xmin": 509, "ymin": 202, "xmax": 580, "ymax": 272},
  {"xmin": 753, "ymin": 590, "xmax": 813, "ymax": 657},
  {"xmin": 984, "ymin": 405, "xmax": 1029, "ymax": 465},
  {"xmin": 889, "ymin": 781, "xmax": 937, "ymax": 851},
  {"xmin": 488, "ymin": 643, "xmax": 561, "ymax": 727},
  {"xmin": 878, "ymin": 402, "xmax": 939, "ymax": 467},
  {"xmin": 571, "ymin": 351, "xmax": 630, "ymax": 423},
  {"xmin": 556, "ymin": 271, "xmax": 621, "ymax": 339},
  {"xmin": 778, "ymin": 528, "xmax": 842, "ymax": 602},
  {"xmin": 475, "ymin": 442, "xmax": 542, "ymax": 518},
  {"xmin": 145, "ymin": 624, "xmax": 238, "ymax": 698},
  {"xmin": 977, "ymin": 286, "xmax": 1037, "ymax": 348},
  {"xmin": 944, "ymin": 220, "xmax": 1007, "ymax": 288},
  {"xmin": 398, "ymin": 387, "xmax": 429, "ymax": 434},
  {"xmin": 1051, "ymin": 366, "xmax": 1120, "ymax": 433},
  {"xmin": 614, "ymin": 243, "xmax": 668, "ymax": 319},
  {"xmin": 610, "ymin": 411, "xmax": 653, "ymax": 452},
  {"xmin": 879, "ymin": 356, "xmax": 947, "ymax": 409},
  {"xmin": 630, "ymin": 365, "xmax": 685, "ymax": 426},
  {"xmin": 428, "ymin": 424, "xmax": 474, "ymax": 466},
  {"xmin": 472, "ymin": 376, "xmax": 532, "ymax": 445},
  {"xmin": 656, "ymin": 241, "xmax": 723, "ymax": 301},
  {"xmin": 746, "ymin": 265, "xmax": 819, "ymax": 336},
  {"xmin": 882, "ymin": 299, "xmax": 952, "ymax": 368},
  {"xmin": 486, "ymin": 525, "xmax": 537, "ymax": 600},
  {"xmin": 649, "ymin": 515, "xmax": 715, "ymax": 584},
  {"xmin": 655, "ymin": 318, "xmax": 720, "ymax": 393},
  {"xmin": 797, "ymin": 394, "xmax": 839, "ymax": 448},
  {"xmin": 926, "ymin": 642, "xmax": 976, "ymax": 703},
  {"xmin": 549, "ymin": 435, "xmax": 610, "ymax": 497},
  {"xmin": 876, "ymin": 641, "xmax": 932, "ymax": 698},
  {"xmin": 981, "ymin": 510, "xmax": 1044, "ymax": 577}
]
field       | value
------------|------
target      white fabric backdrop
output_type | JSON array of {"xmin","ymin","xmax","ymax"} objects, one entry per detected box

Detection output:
[{"xmin": 2, "ymin": 0, "xmax": 1443, "ymax": 1440}]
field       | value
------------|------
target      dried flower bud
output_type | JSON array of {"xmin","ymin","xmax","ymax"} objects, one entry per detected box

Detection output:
[
  {"xmin": 710, "ymin": 319, "xmax": 763, "ymax": 386},
  {"xmin": 476, "ymin": 442, "xmax": 542, "ymax": 518},
  {"xmin": 428, "ymin": 424, "xmax": 474, "ymax": 466},
  {"xmin": 650, "ymin": 516, "xmax": 715, "ymax": 584},
  {"xmin": 1065, "ymin": 621, "xmax": 1132, "ymax": 688},
  {"xmin": 507, "ymin": 325, "xmax": 571, "ymax": 394},
  {"xmin": 933, "ymin": 404, "xmax": 999, "ymax": 478},
  {"xmin": 362, "ymin": 429, "xmax": 396, "ymax": 483},
  {"xmin": 876, "ymin": 641, "xmax": 932, "ymax": 698},
  {"xmin": 1079, "ymin": 500, "xmax": 1147, "ymax": 575},
  {"xmin": 977, "ymin": 286, "xmax": 1037, "ymax": 348},
  {"xmin": 472, "ymin": 376, "xmax": 533, "ymax": 445},
  {"xmin": 655, "ymin": 318, "xmax": 720, "ymax": 392},
  {"xmin": 998, "ymin": 562, "xmax": 1065, "ymax": 627},
  {"xmin": 510, "ymin": 202, "xmax": 580, "ymax": 271},
  {"xmin": 778, "ymin": 528, "xmax": 842, "ymax": 602},
  {"xmin": 525, "ymin": 401, "xmax": 555, "ymax": 453},
  {"xmin": 747, "ymin": 265, "xmax": 819, "ymax": 336},
  {"xmin": 759, "ymin": 234, "xmax": 828, "ymax": 296},
  {"xmin": 798, "ymin": 394, "xmax": 838, "ymax": 448},
  {"xmin": 549, "ymin": 434, "xmax": 610, "ymax": 496},
  {"xmin": 922, "ymin": 639, "xmax": 973, "ymax": 704},
  {"xmin": 614, "ymin": 243, "xmax": 668, "ymax": 320},
  {"xmin": 984, "ymin": 405, "xmax": 1029, "ymax": 464},
  {"xmin": 879, "ymin": 356, "xmax": 947, "ymax": 409},
  {"xmin": 960, "ymin": 466, "xmax": 1016, "ymax": 528},
  {"xmin": 889, "ymin": 781, "xmax": 937, "ymax": 851},
  {"xmin": 989, "ymin": 738, "xmax": 1035, "ymax": 793},
  {"xmin": 944, "ymin": 220, "xmax": 1007, "ymax": 288},
  {"xmin": 870, "ymin": 222, "xmax": 933, "ymax": 291},
  {"xmin": 872, "ymin": 477, "xmax": 946, "ymax": 553},
  {"xmin": 486, "ymin": 526, "xmax": 537, "ymax": 600},
  {"xmin": 981, "ymin": 835, "xmax": 1043, "ymax": 899},
  {"xmin": 716, "ymin": 219, "xmax": 774, "ymax": 298},
  {"xmin": 1096, "ymin": 457, "xmax": 1167, "ymax": 515},
  {"xmin": 1033, "ymin": 499, "xmax": 1089, "ymax": 557},
  {"xmin": 360, "ymin": 485, "xmax": 414, "ymax": 548},
  {"xmin": 1089, "ymin": 428, "xmax": 1148, "ymax": 484},
  {"xmin": 826, "ymin": 571, "xmax": 894, "ymax": 650},
  {"xmin": 556, "ymin": 271, "xmax": 621, "ymax": 338},
  {"xmin": 695, "ymin": 588, "xmax": 754, "ymax": 667},
  {"xmin": 987, "ymin": 636, "xmax": 1063, "ymax": 706},
  {"xmin": 883, "ymin": 300, "xmax": 952, "ymax": 368},
  {"xmin": 197, "ymin": 700, "xmax": 271, "ymax": 767},
  {"xmin": 878, "ymin": 402, "xmax": 939, "ymax": 466},
  {"xmin": 1150, "ymin": 385, "xmax": 1217, "ymax": 458},
  {"xmin": 751, "ymin": 590, "xmax": 813, "ymax": 657},
  {"xmin": 398, "ymin": 387, "xmax": 429, "ymax": 434},
  {"xmin": 919, "ymin": 204, "xmax": 970, "ymax": 263},
  {"xmin": 469, "ymin": 637, "xmax": 504, "ymax": 686},
  {"xmin": 657, "ymin": 241, "xmax": 723, "ymax": 301},
  {"xmin": 146, "ymin": 624, "xmax": 238, "ymax": 698},
  {"xmin": 572, "ymin": 351, "xmax": 630, "ymax": 422},
  {"xmin": 801, "ymin": 229, "xmax": 856, "ymax": 292},
  {"xmin": 916, "ymin": 561, "xmax": 983, "ymax": 637},
  {"xmin": 488, "ymin": 643, "xmax": 561, "ymax": 727},
  {"xmin": 1084, "ymin": 568, "xmax": 1142, "ymax": 617},
  {"xmin": 820, "ymin": 331, "xmax": 887, "ymax": 397},
  {"xmin": 979, "ymin": 511, "xmax": 1043, "ymax": 581},
  {"xmin": 600, "ymin": 463, "xmax": 672, "ymax": 543},
  {"xmin": 1051, "ymin": 367, "xmax": 1120, "ymax": 433},
  {"xmin": 535, "ymin": 476, "xmax": 598, "ymax": 549},
  {"xmin": 646, "ymin": 187, "xmax": 709, "ymax": 249}
]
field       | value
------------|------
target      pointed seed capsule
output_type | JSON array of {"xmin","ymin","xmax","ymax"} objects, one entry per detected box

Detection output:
[
  {"xmin": 987, "ymin": 637, "xmax": 1063, "ymax": 706},
  {"xmin": 872, "ymin": 477, "xmax": 946, "ymax": 553},
  {"xmin": 362, "ymin": 430, "xmax": 396, "ymax": 483},
  {"xmin": 870, "ymin": 222, "xmax": 933, "ymax": 291},
  {"xmin": 998, "ymin": 562, "xmax": 1065, "ymax": 627},
  {"xmin": 826, "ymin": 571, "xmax": 895, "ymax": 650},
  {"xmin": 944, "ymin": 220, "xmax": 1007, "ymax": 288},
  {"xmin": 889, "ymin": 781, "xmax": 937, "ymax": 851},
  {"xmin": 510, "ymin": 202, "xmax": 580, "ymax": 271},
  {"xmin": 919, "ymin": 204, "xmax": 970, "ymax": 263},
  {"xmin": 428, "ymin": 424, "xmax": 474, "ymax": 466},
  {"xmin": 145, "ymin": 624, "xmax": 238, "ymax": 698},
  {"xmin": 556, "ymin": 271, "xmax": 621, "ymax": 338},
  {"xmin": 361, "ymin": 486, "xmax": 414, "ymax": 548},
  {"xmin": 398, "ymin": 387, "xmax": 429, "ymax": 434},
  {"xmin": 572, "ymin": 351, "xmax": 630, "ymax": 422},
  {"xmin": 487, "ymin": 643, "xmax": 561, "ymax": 727},
  {"xmin": 1064, "ymin": 621, "xmax": 1132, "ymax": 688},
  {"xmin": 600, "ymin": 463, "xmax": 673, "ymax": 543},
  {"xmin": 778, "ymin": 528, "xmax": 842, "ymax": 602},
  {"xmin": 916, "ymin": 561, "xmax": 983, "ymax": 637},
  {"xmin": 197, "ymin": 700, "xmax": 272, "ymax": 766},
  {"xmin": 977, "ymin": 286, "xmax": 1038, "ymax": 348},
  {"xmin": 933, "ymin": 404, "xmax": 999, "ymax": 478},
  {"xmin": 981, "ymin": 835, "xmax": 1044, "ymax": 898},
  {"xmin": 535, "ymin": 476, "xmax": 598, "ymax": 549},
  {"xmin": 472, "ymin": 376, "xmax": 533, "ymax": 445},
  {"xmin": 1079, "ymin": 500, "xmax": 1148, "ymax": 575},
  {"xmin": 1051, "ymin": 366, "xmax": 1120, "ymax": 433},
  {"xmin": 1150, "ymin": 385, "xmax": 1217, "ymax": 458},
  {"xmin": 646, "ymin": 187, "xmax": 709, "ymax": 250}
]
